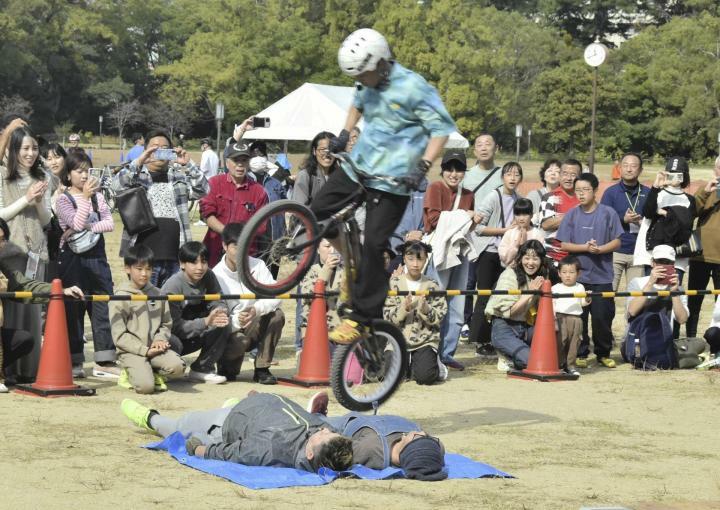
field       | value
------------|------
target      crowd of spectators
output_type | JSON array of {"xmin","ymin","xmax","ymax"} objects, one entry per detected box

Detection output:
[{"xmin": 0, "ymin": 112, "xmax": 719, "ymax": 395}]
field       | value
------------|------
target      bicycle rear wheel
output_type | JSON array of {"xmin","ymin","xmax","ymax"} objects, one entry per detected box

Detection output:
[
  {"xmin": 236, "ymin": 199, "xmax": 319, "ymax": 295},
  {"xmin": 330, "ymin": 320, "xmax": 408, "ymax": 411}
]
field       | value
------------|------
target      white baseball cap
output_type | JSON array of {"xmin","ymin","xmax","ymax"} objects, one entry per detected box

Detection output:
[{"xmin": 651, "ymin": 244, "xmax": 676, "ymax": 262}]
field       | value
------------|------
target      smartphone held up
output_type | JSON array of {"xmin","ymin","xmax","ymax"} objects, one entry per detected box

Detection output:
[
  {"xmin": 656, "ymin": 263, "xmax": 676, "ymax": 286},
  {"xmin": 154, "ymin": 148, "xmax": 177, "ymax": 161},
  {"xmin": 252, "ymin": 117, "xmax": 271, "ymax": 128}
]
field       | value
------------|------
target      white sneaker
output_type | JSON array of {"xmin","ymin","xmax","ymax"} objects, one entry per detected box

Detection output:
[
  {"xmin": 0, "ymin": 382, "xmax": 8, "ymax": 393},
  {"xmin": 497, "ymin": 355, "xmax": 512, "ymax": 372},
  {"xmin": 93, "ymin": 363, "xmax": 121, "ymax": 379},
  {"xmin": 72, "ymin": 364, "xmax": 86, "ymax": 379},
  {"xmin": 437, "ymin": 357, "xmax": 449, "ymax": 381},
  {"xmin": 188, "ymin": 370, "xmax": 227, "ymax": 384}
]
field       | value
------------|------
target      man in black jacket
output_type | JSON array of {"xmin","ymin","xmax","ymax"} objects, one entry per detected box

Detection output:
[{"xmin": 120, "ymin": 392, "xmax": 353, "ymax": 472}]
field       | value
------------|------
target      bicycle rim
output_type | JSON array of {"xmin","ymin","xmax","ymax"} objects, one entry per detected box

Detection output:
[
  {"xmin": 237, "ymin": 200, "xmax": 319, "ymax": 295},
  {"xmin": 330, "ymin": 321, "xmax": 407, "ymax": 412}
]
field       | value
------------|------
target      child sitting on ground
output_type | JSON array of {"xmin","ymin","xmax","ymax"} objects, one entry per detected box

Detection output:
[
  {"xmin": 110, "ymin": 245, "xmax": 185, "ymax": 393},
  {"xmin": 384, "ymin": 241, "xmax": 448, "ymax": 384},
  {"xmin": 551, "ymin": 257, "xmax": 590, "ymax": 376},
  {"xmin": 498, "ymin": 198, "xmax": 545, "ymax": 268}
]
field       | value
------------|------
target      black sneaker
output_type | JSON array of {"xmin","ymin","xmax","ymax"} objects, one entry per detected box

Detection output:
[
  {"xmin": 475, "ymin": 344, "xmax": 497, "ymax": 359},
  {"xmin": 253, "ymin": 368, "xmax": 277, "ymax": 385}
]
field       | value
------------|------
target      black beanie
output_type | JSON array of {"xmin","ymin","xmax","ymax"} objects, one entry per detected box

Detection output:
[{"xmin": 399, "ymin": 436, "xmax": 447, "ymax": 481}]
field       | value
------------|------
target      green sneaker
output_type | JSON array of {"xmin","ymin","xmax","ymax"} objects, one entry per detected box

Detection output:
[
  {"xmin": 154, "ymin": 373, "xmax": 167, "ymax": 392},
  {"xmin": 696, "ymin": 356, "xmax": 720, "ymax": 371},
  {"xmin": 121, "ymin": 399, "xmax": 157, "ymax": 434},
  {"xmin": 117, "ymin": 369, "xmax": 132, "ymax": 390},
  {"xmin": 575, "ymin": 358, "xmax": 588, "ymax": 368},
  {"xmin": 598, "ymin": 357, "xmax": 616, "ymax": 368},
  {"xmin": 222, "ymin": 397, "xmax": 241, "ymax": 408}
]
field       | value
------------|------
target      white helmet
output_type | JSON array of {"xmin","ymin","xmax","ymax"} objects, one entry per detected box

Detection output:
[{"xmin": 337, "ymin": 28, "xmax": 391, "ymax": 77}]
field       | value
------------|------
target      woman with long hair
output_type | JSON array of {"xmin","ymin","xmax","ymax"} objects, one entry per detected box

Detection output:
[
  {"xmin": 0, "ymin": 127, "xmax": 52, "ymax": 379},
  {"xmin": 485, "ymin": 239, "xmax": 548, "ymax": 371},
  {"xmin": 292, "ymin": 131, "xmax": 339, "ymax": 206}
]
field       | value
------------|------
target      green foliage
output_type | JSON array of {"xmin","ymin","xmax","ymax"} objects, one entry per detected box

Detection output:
[{"xmin": 0, "ymin": 0, "xmax": 719, "ymax": 161}]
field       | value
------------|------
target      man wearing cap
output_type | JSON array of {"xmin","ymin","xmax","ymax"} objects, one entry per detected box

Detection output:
[
  {"xmin": 307, "ymin": 391, "xmax": 447, "ymax": 480},
  {"xmin": 200, "ymin": 138, "xmax": 220, "ymax": 179},
  {"xmin": 199, "ymin": 136, "xmax": 268, "ymax": 268},
  {"xmin": 625, "ymin": 245, "xmax": 689, "ymax": 364}
]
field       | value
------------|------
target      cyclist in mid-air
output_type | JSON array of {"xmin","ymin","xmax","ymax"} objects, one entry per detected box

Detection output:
[{"xmin": 315, "ymin": 28, "xmax": 456, "ymax": 344}]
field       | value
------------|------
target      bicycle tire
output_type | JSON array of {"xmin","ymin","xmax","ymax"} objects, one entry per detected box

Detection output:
[
  {"xmin": 236, "ymin": 199, "xmax": 320, "ymax": 295},
  {"xmin": 330, "ymin": 320, "xmax": 408, "ymax": 412}
]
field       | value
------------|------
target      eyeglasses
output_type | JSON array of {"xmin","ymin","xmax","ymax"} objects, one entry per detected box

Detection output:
[
  {"xmin": 575, "ymin": 187, "xmax": 594, "ymax": 193},
  {"xmin": 316, "ymin": 148, "xmax": 332, "ymax": 156}
]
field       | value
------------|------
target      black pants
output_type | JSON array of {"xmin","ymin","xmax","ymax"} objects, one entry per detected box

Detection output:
[
  {"xmin": 2, "ymin": 328, "xmax": 34, "ymax": 369},
  {"xmin": 409, "ymin": 345, "xmax": 440, "ymax": 385},
  {"xmin": 687, "ymin": 260, "xmax": 720, "ymax": 337},
  {"xmin": 578, "ymin": 282, "xmax": 615, "ymax": 359},
  {"xmin": 173, "ymin": 325, "xmax": 230, "ymax": 373},
  {"xmin": 57, "ymin": 239, "xmax": 116, "ymax": 364},
  {"xmin": 463, "ymin": 260, "xmax": 478, "ymax": 325},
  {"xmin": 469, "ymin": 251, "xmax": 503, "ymax": 345},
  {"xmin": 311, "ymin": 169, "xmax": 408, "ymax": 322},
  {"xmin": 703, "ymin": 326, "xmax": 720, "ymax": 354}
]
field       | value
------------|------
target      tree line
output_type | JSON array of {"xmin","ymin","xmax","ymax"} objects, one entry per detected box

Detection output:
[{"xmin": 0, "ymin": 0, "xmax": 718, "ymax": 161}]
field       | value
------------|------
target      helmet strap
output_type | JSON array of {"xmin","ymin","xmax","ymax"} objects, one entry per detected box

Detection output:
[{"xmin": 375, "ymin": 60, "xmax": 393, "ymax": 90}]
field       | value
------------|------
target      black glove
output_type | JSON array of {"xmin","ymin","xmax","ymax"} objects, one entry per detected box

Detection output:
[
  {"xmin": 329, "ymin": 129, "xmax": 350, "ymax": 154},
  {"xmin": 401, "ymin": 159, "xmax": 432, "ymax": 191},
  {"xmin": 185, "ymin": 436, "xmax": 204, "ymax": 456}
]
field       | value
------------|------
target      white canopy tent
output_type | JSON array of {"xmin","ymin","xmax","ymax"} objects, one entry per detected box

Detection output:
[{"xmin": 242, "ymin": 82, "xmax": 468, "ymax": 149}]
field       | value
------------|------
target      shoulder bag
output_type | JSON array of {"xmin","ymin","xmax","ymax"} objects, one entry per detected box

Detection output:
[{"xmin": 115, "ymin": 185, "xmax": 157, "ymax": 236}]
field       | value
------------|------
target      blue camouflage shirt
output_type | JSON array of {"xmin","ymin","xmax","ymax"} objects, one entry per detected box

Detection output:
[{"xmin": 345, "ymin": 63, "xmax": 456, "ymax": 196}]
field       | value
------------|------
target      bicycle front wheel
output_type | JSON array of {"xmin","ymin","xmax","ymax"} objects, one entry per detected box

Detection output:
[
  {"xmin": 330, "ymin": 320, "xmax": 408, "ymax": 412},
  {"xmin": 236, "ymin": 199, "xmax": 320, "ymax": 295}
]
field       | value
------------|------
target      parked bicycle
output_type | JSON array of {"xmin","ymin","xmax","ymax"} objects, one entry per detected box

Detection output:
[
  {"xmin": 90, "ymin": 165, "xmax": 121, "ymax": 212},
  {"xmin": 236, "ymin": 153, "xmax": 408, "ymax": 411}
]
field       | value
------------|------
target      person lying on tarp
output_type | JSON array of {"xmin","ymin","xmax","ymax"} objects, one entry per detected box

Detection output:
[
  {"xmin": 120, "ymin": 392, "xmax": 353, "ymax": 472},
  {"xmin": 306, "ymin": 391, "xmax": 447, "ymax": 481}
]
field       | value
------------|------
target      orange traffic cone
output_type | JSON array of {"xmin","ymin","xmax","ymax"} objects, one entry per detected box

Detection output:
[
  {"xmin": 508, "ymin": 279, "xmax": 579, "ymax": 382},
  {"xmin": 278, "ymin": 279, "xmax": 330, "ymax": 388},
  {"xmin": 16, "ymin": 279, "xmax": 96, "ymax": 397}
]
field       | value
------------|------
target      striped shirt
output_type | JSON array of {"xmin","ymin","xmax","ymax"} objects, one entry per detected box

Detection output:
[
  {"xmin": 538, "ymin": 188, "xmax": 579, "ymax": 261},
  {"xmin": 55, "ymin": 192, "xmax": 114, "ymax": 247}
]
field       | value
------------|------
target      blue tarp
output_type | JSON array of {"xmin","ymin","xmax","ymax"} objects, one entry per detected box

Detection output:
[{"xmin": 145, "ymin": 432, "xmax": 513, "ymax": 490}]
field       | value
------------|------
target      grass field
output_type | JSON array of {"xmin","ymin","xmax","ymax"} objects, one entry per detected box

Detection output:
[{"xmin": 3, "ymin": 161, "xmax": 720, "ymax": 510}]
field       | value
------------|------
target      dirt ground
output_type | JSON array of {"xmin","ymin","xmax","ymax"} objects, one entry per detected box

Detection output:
[{"xmin": 3, "ymin": 181, "xmax": 720, "ymax": 510}]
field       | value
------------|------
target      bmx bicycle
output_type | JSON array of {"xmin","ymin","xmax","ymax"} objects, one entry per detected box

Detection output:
[{"xmin": 236, "ymin": 153, "xmax": 408, "ymax": 411}]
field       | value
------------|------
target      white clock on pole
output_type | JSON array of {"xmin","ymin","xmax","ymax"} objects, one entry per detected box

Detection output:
[{"xmin": 584, "ymin": 42, "xmax": 608, "ymax": 67}]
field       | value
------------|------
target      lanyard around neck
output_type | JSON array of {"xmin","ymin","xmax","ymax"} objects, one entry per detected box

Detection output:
[{"xmin": 624, "ymin": 185, "xmax": 641, "ymax": 213}]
